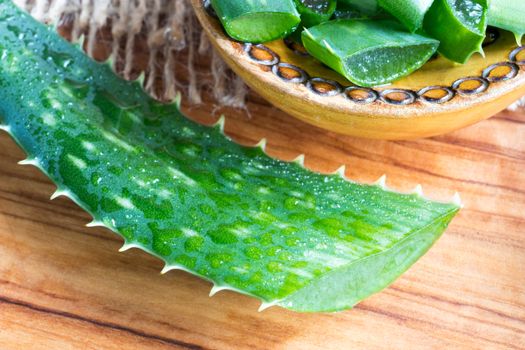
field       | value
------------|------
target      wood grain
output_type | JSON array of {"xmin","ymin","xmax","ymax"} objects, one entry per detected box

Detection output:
[{"xmin": 0, "ymin": 85, "xmax": 524, "ymax": 349}]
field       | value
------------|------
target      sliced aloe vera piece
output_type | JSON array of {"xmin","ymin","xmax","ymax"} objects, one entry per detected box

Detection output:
[
  {"xmin": 293, "ymin": 0, "xmax": 337, "ymax": 28},
  {"xmin": 333, "ymin": 0, "xmax": 391, "ymax": 20},
  {"xmin": 288, "ymin": 0, "xmax": 336, "ymax": 43},
  {"xmin": 377, "ymin": 0, "xmax": 434, "ymax": 32},
  {"xmin": 210, "ymin": 0, "xmax": 300, "ymax": 43},
  {"xmin": 337, "ymin": 0, "xmax": 381, "ymax": 16},
  {"xmin": 424, "ymin": 0, "xmax": 488, "ymax": 64},
  {"xmin": 488, "ymin": 0, "xmax": 525, "ymax": 43},
  {"xmin": 0, "ymin": 0, "xmax": 460, "ymax": 312},
  {"xmin": 332, "ymin": 7, "xmax": 366, "ymax": 20},
  {"xmin": 302, "ymin": 19, "xmax": 439, "ymax": 87}
]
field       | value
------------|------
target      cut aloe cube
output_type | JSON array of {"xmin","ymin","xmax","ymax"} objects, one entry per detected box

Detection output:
[
  {"xmin": 302, "ymin": 19, "xmax": 439, "ymax": 87},
  {"xmin": 293, "ymin": 0, "xmax": 337, "ymax": 28},
  {"xmin": 488, "ymin": 0, "xmax": 525, "ymax": 43},
  {"xmin": 378, "ymin": 0, "xmax": 434, "ymax": 32},
  {"xmin": 334, "ymin": 0, "xmax": 391, "ymax": 20},
  {"xmin": 210, "ymin": 0, "xmax": 301, "ymax": 43},
  {"xmin": 424, "ymin": 0, "xmax": 488, "ymax": 64},
  {"xmin": 337, "ymin": 0, "xmax": 381, "ymax": 16}
]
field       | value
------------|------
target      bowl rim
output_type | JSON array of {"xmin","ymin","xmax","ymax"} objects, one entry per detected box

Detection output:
[{"xmin": 196, "ymin": 0, "xmax": 525, "ymax": 120}]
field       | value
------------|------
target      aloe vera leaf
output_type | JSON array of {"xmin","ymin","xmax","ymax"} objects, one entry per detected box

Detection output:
[
  {"xmin": 377, "ymin": 0, "xmax": 434, "ymax": 32},
  {"xmin": 0, "ymin": 0, "xmax": 460, "ymax": 312},
  {"xmin": 488, "ymin": 0, "xmax": 525, "ymax": 43},
  {"xmin": 424, "ymin": 0, "xmax": 488, "ymax": 64},
  {"xmin": 293, "ymin": 0, "xmax": 337, "ymax": 28},
  {"xmin": 210, "ymin": 0, "xmax": 301, "ymax": 43},
  {"xmin": 302, "ymin": 19, "xmax": 439, "ymax": 87}
]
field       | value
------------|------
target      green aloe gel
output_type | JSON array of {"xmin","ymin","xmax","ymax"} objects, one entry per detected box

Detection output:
[{"xmin": 302, "ymin": 19, "xmax": 439, "ymax": 87}]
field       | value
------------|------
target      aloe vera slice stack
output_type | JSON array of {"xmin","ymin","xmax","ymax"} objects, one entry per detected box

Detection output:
[
  {"xmin": 210, "ymin": 0, "xmax": 301, "ymax": 43},
  {"xmin": 378, "ymin": 0, "xmax": 434, "ymax": 32},
  {"xmin": 0, "ymin": 0, "xmax": 460, "ymax": 312},
  {"xmin": 424, "ymin": 0, "xmax": 488, "ymax": 64},
  {"xmin": 302, "ymin": 19, "xmax": 439, "ymax": 87},
  {"xmin": 488, "ymin": 0, "xmax": 525, "ymax": 43}
]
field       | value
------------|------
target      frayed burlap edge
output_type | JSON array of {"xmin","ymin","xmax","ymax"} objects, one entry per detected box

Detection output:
[{"xmin": 14, "ymin": 0, "xmax": 248, "ymax": 107}]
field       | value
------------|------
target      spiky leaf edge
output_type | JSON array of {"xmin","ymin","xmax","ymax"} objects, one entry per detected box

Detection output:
[{"xmin": 0, "ymin": 2, "xmax": 461, "ymax": 312}]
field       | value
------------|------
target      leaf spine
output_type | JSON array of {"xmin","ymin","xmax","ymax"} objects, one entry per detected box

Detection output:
[
  {"xmin": 375, "ymin": 174, "xmax": 387, "ymax": 189},
  {"xmin": 452, "ymin": 191, "xmax": 463, "ymax": 207},
  {"xmin": 258, "ymin": 300, "xmax": 280, "ymax": 312},
  {"xmin": 334, "ymin": 165, "xmax": 346, "ymax": 177},
  {"xmin": 214, "ymin": 115, "xmax": 226, "ymax": 133},
  {"xmin": 18, "ymin": 158, "xmax": 39, "ymax": 166},
  {"xmin": 292, "ymin": 154, "xmax": 305, "ymax": 166},
  {"xmin": 119, "ymin": 242, "xmax": 142, "ymax": 252},
  {"xmin": 209, "ymin": 285, "xmax": 233, "ymax": 297},
  {"xmin": 161, "ymin": 264, "xmax": 190, "ymax": 275},
  {"xmin": 174, "ymin": 92, "xmax": 182, "ymax": 109},
  {"xmin": 256, "ymin": 138, "xmax": 267, "ymax": 151},
  {"xmin": 412, "ymin": 184, "xmax": 424, "ymax": 197},
  {"xmin": 136, "ymin": 72, "xmax": 146, "ymax": 86},
  {"xmin": 76, "ymin": 34, "xmax": 86, "ymax": 51},
  {"xmin": 50, "ymin": 188, "xmax": 70, "ymax": 200},
  {"xmin": 86, "ymin": 220, "xmax": 106, "ymax": 228}
]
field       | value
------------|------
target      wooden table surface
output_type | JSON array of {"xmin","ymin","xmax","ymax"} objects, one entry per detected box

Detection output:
[{"xmin": 0, "ymin": 87, "xmax": 524, "ymax": 349}]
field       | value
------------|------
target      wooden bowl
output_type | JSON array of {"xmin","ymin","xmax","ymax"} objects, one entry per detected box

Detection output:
[{"xmin": 192, "ymin": 0, "xmax": 525, "ymax": 140}]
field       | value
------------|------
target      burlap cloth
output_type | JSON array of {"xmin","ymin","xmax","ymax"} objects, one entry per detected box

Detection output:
[
  {"xmin": 13, "ymin": 0, "xmax": 525, "ymax": 110},
  {"xmin": 15, "ymin": 0, "xmax": 247, "ymax": 108}
]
